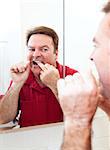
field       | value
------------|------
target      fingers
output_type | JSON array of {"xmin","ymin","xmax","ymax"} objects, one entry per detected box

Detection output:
[
  {"xmin": 10, "ymin": 61, "xmax": 30, "ymax": 73},
  {"xmin": 10, "ymin": 64, "xmax": 25, "ymax": 73},
  {"xmin": 37, "ymin": 62, "xmax": 54, "ymax": 71},
  {"xmin": 25, "ymin": 60, "xmax": 31, "ymax": 72},
  {"xmin": 79, "ymin": 67, "xmax": 98, "ymax": 91},
  {"xmin": 57, "ymin": 78, "xmax": 65, "ymax": 96},
  {"xmin": 66, "ymin": 73, "xmax": 84, "ymax": 85},
  {"xmin": 64, "ymin": 75, "xmax": 73, "ymax": 83},
  {"xmin": 37, "ymin": 62, "xmax": 47, "ymax": 71},
  {"xmin": 58, "ymin": 69, "xmax": 96, "ymax": 88},
  {"xmin": 57, "ymin": 75, "xmax": 74, "ymax": 95},
  {"xmin": 57, "ymin": 69, "xmax": 98, "ymax": 98},
  {"xmin": 77, "ymin": 60, "xmax": 98, "ymax": 87}
]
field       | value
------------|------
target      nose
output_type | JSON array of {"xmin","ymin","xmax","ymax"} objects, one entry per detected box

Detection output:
[
  {"xmin": 89, "ymin": 50, "xmax": 96, "ymax": 61},
  {"xmin": 33, "ymin": 49, "xmax": 41, "ymax": 58},
  {"xmin": 90, "ymin": 58, "xmax": 94, "ymax": 61}
]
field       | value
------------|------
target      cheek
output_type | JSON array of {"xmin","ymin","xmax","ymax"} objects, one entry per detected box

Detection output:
[
  {"xmin": 27, "ymin": 52, "xmax": 33, "ymax": 60},
  {"xmin": 93, "ymin": 50, "xmax": 108, "ymax": 77},
  {"xmin": 101, "ymin": 54, "xmax": 110, "ymax": 83},
  {"xmin": 102, "ymin": 66, "xmax": 110, "ymax": 84},
  {"xmin": 97, "ymin": 60, "xmax": 110, "ymax": 95},
  {"xmin": 44, "ymin": 53, "xmax": 56, "ymax": 61}
]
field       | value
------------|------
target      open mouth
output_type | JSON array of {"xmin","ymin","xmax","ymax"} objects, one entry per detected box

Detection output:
[
  {"xmin": 32, "ymin": 60, "xmax": 44, "ymax": 66},
  {"xmin": 32, "ymin": 60, "xmax": 39, "ymax": 65}
]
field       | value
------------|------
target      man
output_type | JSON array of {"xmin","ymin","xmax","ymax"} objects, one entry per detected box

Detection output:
[
  {"xmin": 0, "ymin": 26, "xmax": 77, "ymax": 127},
  {"xmin": 57, "ymin": 1, "xmax": 110, "ymax": 150}
]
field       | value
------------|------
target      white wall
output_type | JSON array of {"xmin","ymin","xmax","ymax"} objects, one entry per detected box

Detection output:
[
  {"xmin": 0, "ymin": 0, "xmax": 22, "ymax": 93},
  {"xmin": 65, "ymin": 0, "xmax": 105, "ymax": 69},
  {"xmin": 20, "ymin": 0, "xmax": 64, "ymax": 63}
]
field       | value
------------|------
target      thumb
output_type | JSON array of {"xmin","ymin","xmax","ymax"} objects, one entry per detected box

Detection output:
[
  {"xmin": 57, "ymin": 78, "xmax": 65, "ymax": 97},
  {"xmin": 25, "ymin": 60, "xmax": 31, "ymax": 72},
  {"xmin": 78, "ymin": 60, "xmax": 99, "ymax": 85}
]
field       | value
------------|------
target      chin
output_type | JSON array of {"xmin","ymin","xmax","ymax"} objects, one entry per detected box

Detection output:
[
  {"xmin": 102, "ymin": 85, "xmax": 110, "ymax": 99},
  {"xmin": 31, "ymin": 67, "xmax": 41, "ymax": 76}
]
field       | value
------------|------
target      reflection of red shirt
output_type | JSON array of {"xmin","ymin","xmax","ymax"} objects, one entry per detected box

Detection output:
[
  {"xmin": 18, "ymin": 62, "xmax": 77, "ymax": 127},
  {"xmin": 0, "ymin": 95, "xmax": 3, "ymax": 99}
]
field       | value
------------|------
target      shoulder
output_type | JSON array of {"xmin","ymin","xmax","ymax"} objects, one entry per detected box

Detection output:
[
  {"xmin": 57, "ymin": 61, "xmax": 78, "ymax": 76},
  {"xmin": 65, "ymin": 65, "xmax": 77, "ymax": 75}
]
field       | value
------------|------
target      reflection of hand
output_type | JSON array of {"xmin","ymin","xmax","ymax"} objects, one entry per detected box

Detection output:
[
  {"xmin": 38, "ymin": 62, "xmax": 60, "ymax": 98},
  {"xmin": 10, "ymin": 61, "xmax": 30, "ymax": 85},
  {"xmin": 57, "ymin": 70, "xmax": 100, "ymax": 127},
  {"xmin": 39, "ymin": 62, "xmax": 60, "ymax": 88}
]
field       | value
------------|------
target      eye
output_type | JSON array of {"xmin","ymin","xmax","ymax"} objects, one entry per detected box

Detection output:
[
  {"xmin": 28, "ymin": 48, "xmax": 35, "ymax": 52},
  {"xmin": 41, "ymin": 47, "xmax": 49, "ymax": 52},
  {"xmin": 93, "ymin": 44, "xmax": 97, "ymax": 48}
]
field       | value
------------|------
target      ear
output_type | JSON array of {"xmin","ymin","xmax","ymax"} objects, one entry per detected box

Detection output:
[{"xmin": 55, "ymin": 49, "xmax": 58, "ymax": 60}]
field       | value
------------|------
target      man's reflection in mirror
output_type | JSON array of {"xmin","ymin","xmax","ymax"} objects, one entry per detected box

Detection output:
[{"xmin": 0, "ymin": 26, "xmax": 77, "ymax": 128}]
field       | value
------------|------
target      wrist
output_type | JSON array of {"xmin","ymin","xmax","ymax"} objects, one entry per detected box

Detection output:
[
  {"xmin": 64, "ymin": 116, "xmax": 92, "ymax": 129},
  {"xmin": 62, "ymin": 117, "xmax": 92, "ymax": 150},
  {"xmin": 11, "ymin": 81, "xmax": 24, "ymax": 91}
]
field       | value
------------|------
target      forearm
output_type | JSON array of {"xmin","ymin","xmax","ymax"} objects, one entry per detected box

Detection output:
[
  {"xmin": 50, "ymin": 86, "xmax": 58, "ymax": 99},
  {"xmin": 48, "ymin": 79, "xmax": 59, "ymax": 99},
  {"xmin": 0, "ymin": 82, "xmax": 23, "ymax": 123},
  {"xmin": 61, "ymin": 119, "xmax": 92, "ymax": 150}
]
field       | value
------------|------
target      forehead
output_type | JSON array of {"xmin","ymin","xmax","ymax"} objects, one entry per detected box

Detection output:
[
  {"xmin": 97, "ymin": 13, "xmax": 110, "ymax": 37},
  {"xmin": 94, "ymin": 13, "xmax": 110, "ymax": 48},
  {"xmin": 28, "ymin": 34, "xmax": 53, "ymax": 46}
]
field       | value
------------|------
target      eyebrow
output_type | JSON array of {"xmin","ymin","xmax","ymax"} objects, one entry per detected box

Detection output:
[
  {"xmin": 27, "ymin": 45, "xmax": 50, "ymax": 49},
  {"xmin": 27, "ymin": 46, "xmax": 34, "ymax": 48},
  {"xmin": 40, "ymin": 45, "xmax": 49, "ymax": 48}
]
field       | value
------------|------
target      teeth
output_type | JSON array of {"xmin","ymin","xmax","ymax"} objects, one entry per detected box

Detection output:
[{"xmin": 35, "ymin": 60, "xmax": 41, "ymax": 63}]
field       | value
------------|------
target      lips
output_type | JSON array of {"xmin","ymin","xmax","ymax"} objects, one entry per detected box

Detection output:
[
  {"xmin": 32, "ymin": 60, "xmax": 44, "ymax": 66},
  {"xmin": 32, "ymin": 60, "xmax": 39, "ymax": 65}
]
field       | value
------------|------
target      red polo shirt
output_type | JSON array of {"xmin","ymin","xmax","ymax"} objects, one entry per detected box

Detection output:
[
  {"xmin": 17, "ymin": 62, "xmax": 77, "ymax": 127},
  {"xmin": 0, "ymin": 95, "xmax": 3, "ymax": 99}
]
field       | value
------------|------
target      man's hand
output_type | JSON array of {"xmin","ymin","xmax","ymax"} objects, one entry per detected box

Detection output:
[
  {"xmin": 10, "ymin": 61, "xmax": 30, "ymax": 85},
  {"xmin": 57, "ymin": 69, "xmax": 100, "ymax": 127},
  {"xmin": 0, "ymin": 61, "xmax": 30, "ymax": 124},
  {"xmin": 57, "ymin": 69, "xmax": 101, "ymax": 150},
  {"xmin": 38, "ymin": 62, "xmax": 60, "ymax": 98}
]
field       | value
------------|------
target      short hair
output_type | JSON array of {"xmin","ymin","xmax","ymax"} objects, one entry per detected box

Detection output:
[
  {"xmin": 102, "ymin": 1, "xmax": 110, "ymax": 13},
  {"xmin": 26, "ymin": 26, "xmax": 59, "ymax": 51}
]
